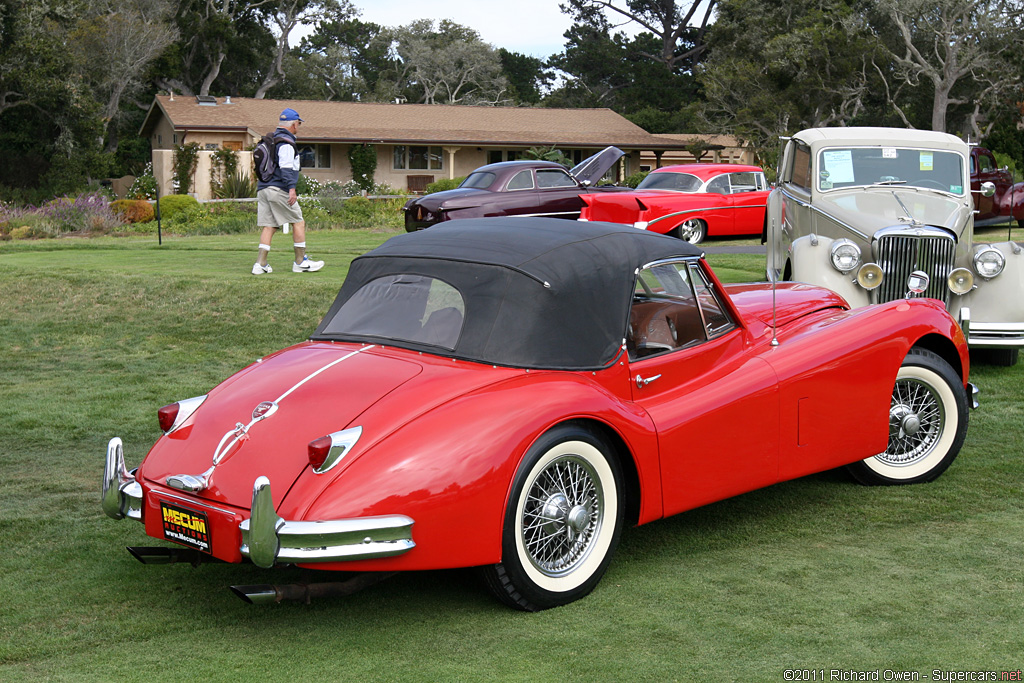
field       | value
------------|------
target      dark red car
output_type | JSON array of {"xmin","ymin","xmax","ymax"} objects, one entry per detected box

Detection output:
[
  {"xmin": 971, "ymin": 147, "xmax": 1024, "ymax": 228},
  {"xmin": 403, "ymin": 147, "xmax": 629, "ymax": 231}
]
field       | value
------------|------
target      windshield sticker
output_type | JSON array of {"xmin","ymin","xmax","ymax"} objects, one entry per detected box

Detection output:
[
  {"xmin": 882, "ymin": 148, "xmax": 899, "ymax": 159},
  {"xmin": 822, "ymin": 150, "xmax": 854, "ymax": 184},
  {"xmin": 920, "ymin": 152, "xmax": 934, "ymax": 171},
  {"xmin": 951, "ymin": 185, "xmax": 963, "ymax": 193}
]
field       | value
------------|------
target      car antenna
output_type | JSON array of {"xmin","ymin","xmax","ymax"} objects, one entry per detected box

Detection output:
[{"xmin": 771, "ymin": 268, "xmax": 779, "ymax": 347}]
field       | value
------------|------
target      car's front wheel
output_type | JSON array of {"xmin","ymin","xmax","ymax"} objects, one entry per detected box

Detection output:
[
  {"xmin": 847, "ymin": 348, "xmax": 968, "ymax": 485},
  {"xmin": 483, "ymin": 424, "xmax": 623, "ymax": 611},
  {"xmin": 672, "ymin": 218, "xmax": 707, "ymax": 244}
]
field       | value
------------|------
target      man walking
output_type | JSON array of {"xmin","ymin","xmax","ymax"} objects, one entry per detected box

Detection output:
[{"xmin": 252, "ymin": 107, "xmax": 324, "ymax": 274}]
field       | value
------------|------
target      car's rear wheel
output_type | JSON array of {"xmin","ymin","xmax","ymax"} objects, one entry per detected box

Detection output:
[
  {"xmin": 847, "ymin": 349, "xmax": 968, "ymax": 485},
  {"xmin": 483, "ymin": 424, "xmax": 623, "ymax": 611},
  {"xmin": 672, "ymin": 218, "xmax": 707, "ymax": 244}
]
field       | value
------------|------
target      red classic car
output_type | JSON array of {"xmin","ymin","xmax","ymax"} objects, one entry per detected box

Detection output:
[
  {"xmin": 971, "ymin": 146, "xmax": 1024, "ymax": 228},
  {"xmin": 102, "ymin": 218, "xmax": 974, "ymax": 611},
  {"xmin": 579, "ymin": 163, "xmax": 770, "ymax": 244},
  {"xmin": 402, "ymin": 147, "xmax": 628, "ymax": 231}
]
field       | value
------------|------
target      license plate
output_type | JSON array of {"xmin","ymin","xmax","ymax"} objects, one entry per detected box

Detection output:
[{"xmin": 160, "ymin": 501, "xmax": 212, "ymax": 553}]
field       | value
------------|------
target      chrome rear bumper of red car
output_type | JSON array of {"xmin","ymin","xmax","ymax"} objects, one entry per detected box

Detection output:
[{"xmin": 102, "ymin": 437, "xmax": 415, "ymax": 568}]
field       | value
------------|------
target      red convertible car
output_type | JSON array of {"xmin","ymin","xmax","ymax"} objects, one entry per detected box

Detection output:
[
  {"xmin": 579, "ymin": 163, "xmax": 770, "ymax": 244},
  {"xmin": 102, "ymin": 218, "xmax": 975, "ymax": 611}
]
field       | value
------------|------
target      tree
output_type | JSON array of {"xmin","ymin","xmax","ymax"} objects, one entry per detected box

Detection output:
[
  {"xmin": 70, "ymin": 0, "xmax": 177, "ymax": 152},
  {"xmin": 385, "ymin": 20, "xmax": 509, "ymax": 105},
  {"xmin": 559, "ymin": 0, "xmax": 716, "ymax": 70},
  {"xmin": 254, "ymin": 0, "xmax": 350, "ymax": 99},
  {"xmin": 498, "ymin": 49, "xmax": 552, "ymax": 105},
  {"xmin": 698, "ymin": 0, "xmax": 883, "ymax": 161},
  {"xmin": 873, "ymin": 0, "xmax": 1024, "ymax": 134},
  {"xmin": 547, "ymin": 2, "xmax": 702, "ymax": 129}
]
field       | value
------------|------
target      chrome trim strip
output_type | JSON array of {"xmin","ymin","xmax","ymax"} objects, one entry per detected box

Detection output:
[
  {"xmin": 166, "ymin": 346, "xmax": 377, "ymax": 492},
  {"xmin": 240, "ymin": 477, "xmax": 415, "ymax": 568},
  {"xmin": 509, "ymin": 211, "xmax": 580, "ymax": 218},
  {"xmin": 646, "ymin": 204, "xmax": 765, "ymax": 227},
  {"xmin": 155, "ymin": 490, "xmax": 240, "ymax": 517},
  {"xmin": 779, "ymin": 187, "xmax": 871, "ymax": 240}
]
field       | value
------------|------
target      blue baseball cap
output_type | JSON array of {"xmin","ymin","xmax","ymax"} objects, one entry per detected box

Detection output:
[{"xmin": 279, "ymin": 107, "xmax": 303, "ymax": 122}]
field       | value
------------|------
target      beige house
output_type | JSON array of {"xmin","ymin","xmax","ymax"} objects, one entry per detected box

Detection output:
[{"xmin": 139, "ymin": 95, "xmax": 751, "ymax": 200}]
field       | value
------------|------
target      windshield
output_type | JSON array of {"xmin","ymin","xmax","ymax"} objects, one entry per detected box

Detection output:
[
  {"xmin": 637, "ymin": 172, "xmax": 703, "ymax": 193},
  {"xmin": 460, "ymin": 172, "xmax": 496, "ymax": 190},
  {"xmin": 817, "ymin": 147, "xmax": 966, "ymax": 195}
]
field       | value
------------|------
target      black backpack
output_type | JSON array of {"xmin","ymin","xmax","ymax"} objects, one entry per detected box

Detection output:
[{"xmin": 253, "ymin": 132, "xmax": 294, "ymax": 183}]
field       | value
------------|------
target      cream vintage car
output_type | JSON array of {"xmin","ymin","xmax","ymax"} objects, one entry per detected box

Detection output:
[{"xmin": 766, "ymin": 127, "xmax": 1024, "ymax": 365}]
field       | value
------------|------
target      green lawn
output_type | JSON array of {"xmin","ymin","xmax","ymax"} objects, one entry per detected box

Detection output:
[{"xmin": 1, "ymin": 229, "xmax": 1022, "ymax": 681}]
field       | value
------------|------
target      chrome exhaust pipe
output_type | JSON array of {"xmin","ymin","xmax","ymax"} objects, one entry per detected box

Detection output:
[
  {"xmin": 126, "ymin": 546, "xmax": 222, "ymax": 566},
  {"xmin": 230, "ymin": 572, "xmax": 396, "ymax": 605}
]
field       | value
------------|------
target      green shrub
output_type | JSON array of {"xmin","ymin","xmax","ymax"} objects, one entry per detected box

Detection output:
[
  {"xmin": 624, "ymin": 170, "xmax": 650, "ymax": 188},
  {"xmin": 110, "ymin": 199, "xmax": 155, "ymax": 224},
  {"xmin": 425, "ymin": 177, "xmax": 465, "ymax": 194},
  {"xmin": 156, "ymin": 194, "xmax": 200, "ymax": 220},
  {"xmin": 214, "ymin": 169, "xmax": 256, "ymax": 199}
]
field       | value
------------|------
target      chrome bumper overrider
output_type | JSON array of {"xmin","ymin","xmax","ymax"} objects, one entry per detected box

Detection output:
[{"xmin": 102, "ymin": 438, "xmax": 416, "ymax": 568}]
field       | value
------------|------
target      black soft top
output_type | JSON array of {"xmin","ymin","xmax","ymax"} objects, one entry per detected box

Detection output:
[{"xmin": 312, "ymin": 217, "xmax": 703, "ymax": 369}]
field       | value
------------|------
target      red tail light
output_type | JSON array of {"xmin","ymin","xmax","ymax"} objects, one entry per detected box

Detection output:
[
  {"xmin": 157, "ymin": 403, "xmax": 179, "ymax": 433},
  {"xmin": 308, "ymin": 436, "xmax": 333, "ymax": 470}
]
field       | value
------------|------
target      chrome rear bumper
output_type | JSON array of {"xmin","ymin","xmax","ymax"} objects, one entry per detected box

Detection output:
[
  {"xmin": 102, "ymin": 438, "xmax": 415, "ymax": 567},
  {"xmin": 960, "ymin": 307, "xmax": 1024, "ymax": 348}
]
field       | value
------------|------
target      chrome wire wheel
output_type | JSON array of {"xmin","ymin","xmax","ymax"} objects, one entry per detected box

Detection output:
[
  {"xmin": 848, "ymin": 348, "xmax": 968, "ymax": 486},
  {"xmin": 879, "ymin": 377, "xmax": 945, "ymax": 467},
  {"xmin": 520, "ymin": 454, "xmax": 604, "ymax": 578},
  {"xmin": 484, "ymin": 425, "xmax": 623, "ymax": 611}
]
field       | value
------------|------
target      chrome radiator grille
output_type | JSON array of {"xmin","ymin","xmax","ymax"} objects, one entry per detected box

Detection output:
[{"xmin": 874, "ymin": 233, "xmax": 956, "ymax": 304}]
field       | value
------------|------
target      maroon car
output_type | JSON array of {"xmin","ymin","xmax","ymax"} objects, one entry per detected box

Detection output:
[
  {"xmin": 403, "ymin": 147, "xmax": 628, "ymax": 231},
  {"xmin": 971, "ymin": 146, "xmax": 1024, "ymax": 228}
]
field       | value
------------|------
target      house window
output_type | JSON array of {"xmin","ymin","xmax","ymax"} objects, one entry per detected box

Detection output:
[
  {"xmin": 298, "ymin": 144, "xmax": 331, "ymax": 169},
  {"xmin": 486, "ymin": 150, "xmax": 523, "ymax": 164},
  {"xmin": 394, "ymin": 145, "xmax": 442, "ymax": 170},
  {"xmin": 173, "ymin": 134, "xmax": 178, "ymax": 145}
]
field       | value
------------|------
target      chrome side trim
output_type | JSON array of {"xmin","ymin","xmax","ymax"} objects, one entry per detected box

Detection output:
[
  {"xmin": 102, "ymin": 438, "xmax": 143, "ymax": 521},
  {"xmin": 645, "ymin": 204, "xmax": 766, "ymax": 227},
  {"xmin": 239, "ymin": 477, "xmax": 415, "ymax": 568}
]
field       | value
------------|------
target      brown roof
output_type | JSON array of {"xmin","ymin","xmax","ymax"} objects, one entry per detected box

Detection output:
[{"xmin": 141, "ymin": 95, "xmax": 691, "ymax": 150}]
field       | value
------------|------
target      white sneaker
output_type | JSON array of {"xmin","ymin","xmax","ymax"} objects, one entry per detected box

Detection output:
[
  {"xmin": 252, "ymin": 262, "xmax": 272, "ymax": 274},
  {"xmin": 293, "ymin": 255, "xmax": 324, "ymax": 273}
]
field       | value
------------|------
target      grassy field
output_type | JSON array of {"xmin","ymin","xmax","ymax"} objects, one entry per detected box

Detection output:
[{"xmin": 1, "ymin": 229, "xmax": 1022, "ymax": 681}]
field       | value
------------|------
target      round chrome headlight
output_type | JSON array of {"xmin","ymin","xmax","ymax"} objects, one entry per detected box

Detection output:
[
  {"xmin": 973, "ymin": 246, "xmax": 1005, "ymax": 279},
  {"xmin": 947, "ymin": 268, "xmax": 974, "ymax": 295},
  {"xmin": 856, "ymin": 263, "xmax": 884, "ymax": 290},
  {"xmin": 830, "ymin": 239, "xmax": 861, "ymax": 273}
]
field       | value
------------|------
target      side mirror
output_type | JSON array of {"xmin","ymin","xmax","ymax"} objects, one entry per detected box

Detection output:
[{"xmin": 981, "ymin": 181, "xmax": 996, "ymax": 198}]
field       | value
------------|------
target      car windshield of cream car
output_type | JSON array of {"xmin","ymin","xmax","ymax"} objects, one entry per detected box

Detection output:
[{"xmin": 816, "ymin": 147, "xmax": 966, "ymax": 195}]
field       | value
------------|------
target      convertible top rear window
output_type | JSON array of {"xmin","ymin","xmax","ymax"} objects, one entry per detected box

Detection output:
[
  {"xmin": 319, "ymin": 274, "xmax": 465, "ymax": 350},
  {"xmin": 637, "ymin": 172, "xmax": 702, "ymax": 193}
]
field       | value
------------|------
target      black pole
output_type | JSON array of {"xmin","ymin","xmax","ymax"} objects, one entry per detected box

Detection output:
[{"xmin": 155, "ymin": 172, "xmax": 162, "ymax": 246}]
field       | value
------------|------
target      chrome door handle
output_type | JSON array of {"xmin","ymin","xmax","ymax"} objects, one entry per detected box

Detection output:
[{"xmin": 635, "ymin": 373, "xmax": 661, "ymax": 389}]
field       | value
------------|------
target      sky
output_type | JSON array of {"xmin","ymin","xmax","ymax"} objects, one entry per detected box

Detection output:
[{"xmin": 344, "ymin": 0, "xmax": 634, "ymax": 60}]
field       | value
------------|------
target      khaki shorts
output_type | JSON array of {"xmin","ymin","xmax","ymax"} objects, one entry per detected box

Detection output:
[{"xmin": 257, "ymin": 186, "xmax": 304, "ymax": 227}]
